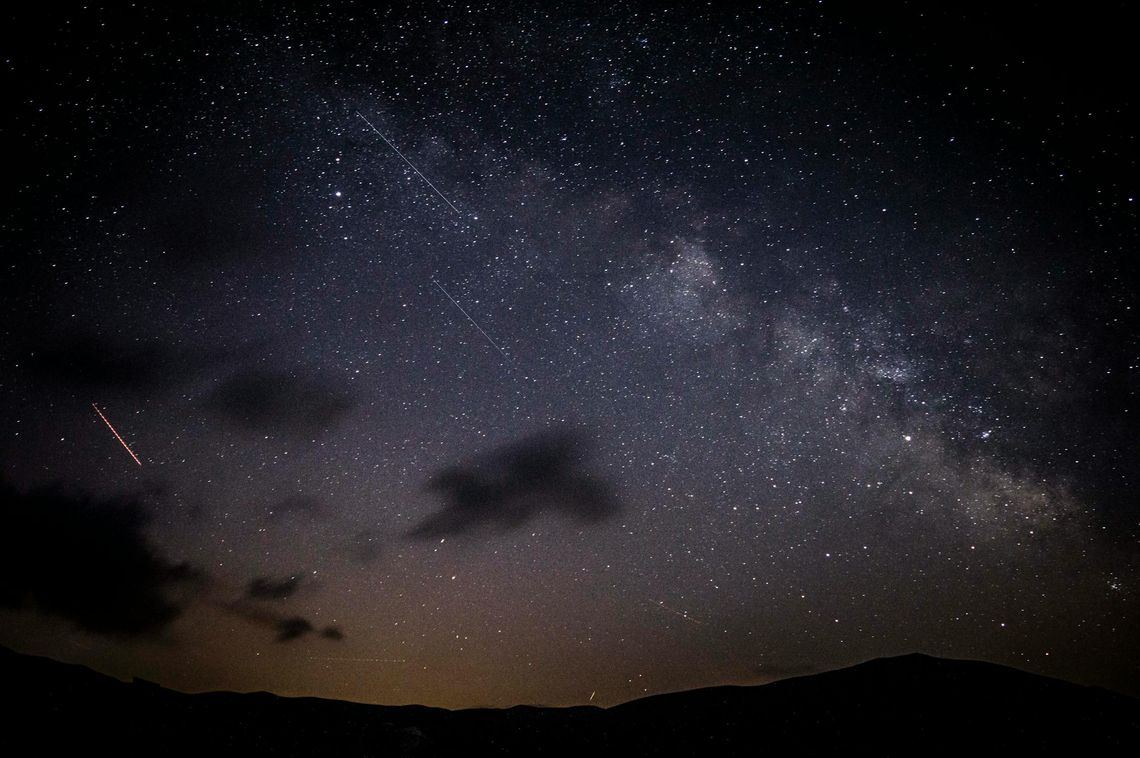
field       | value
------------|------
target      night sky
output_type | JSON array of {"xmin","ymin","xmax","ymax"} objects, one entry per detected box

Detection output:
[{"xmin": 1, "ymin": 2, "xmax": 1136, "ymax": 708}]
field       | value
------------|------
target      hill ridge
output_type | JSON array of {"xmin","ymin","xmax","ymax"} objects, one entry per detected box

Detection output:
[{"xmin": 3, "ymin": 644, "xmax": 1136, "ymax": 756}]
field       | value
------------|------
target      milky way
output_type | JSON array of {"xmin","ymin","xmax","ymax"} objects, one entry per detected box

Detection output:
[{"xmin": 1, "ymin": 3, "xmax": 1135, "ymax": 707}]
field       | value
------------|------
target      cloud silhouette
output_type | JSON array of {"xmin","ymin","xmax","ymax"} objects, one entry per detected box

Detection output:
[
  {"xmin": 0, "ymin": 474, "xmax": 341, "ymax": 644},
  {"xmin": 409, "ymin": 429, "xmax": 620, "ymax": 539},
  {"xmin": 275, "ymin": 616, "xmax": 314, "ymax": 642},
  {"xmin": 25, "ymin": 331, "xmax": 190, "ymax": 396},
  {"xmin": 0, "ymin": 477, "xmax": 203, "ymax": 637},
  {"xmin": 131, "ymin": 166, "xmax": 284, "ymax": 272},
  {"xmin": 246, "ymin": 575, "xmax": 303, "ymax": 601},
  {"xmin": 350, "ymin": 530, "xmax": 383, "ymax": 563},
  {"xmin": 265, "ymin": 494, "xmax": 324, "ymax": 522},
  {"xmin": 218, "ymin": 600, "xmax": 345, "ymax": 644},
  {"xmin": 204, "ymin": 369, "xmax": 355, "ymax": 437}
]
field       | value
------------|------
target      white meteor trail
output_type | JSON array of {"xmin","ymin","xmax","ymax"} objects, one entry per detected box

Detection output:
[
  {"xmin": 92, "ymin": 403, "xmax": 143, "ymax": 466},
  {"xmin": 356, "ymin": 111, "xmax": 464, "ymax": 216},
  {"xmin": 432, "ymin": 279, "xmax": 508, "ymax": 358},
  {"xmin": 307, "ymin": 657, "xmax": 408, "ymax": 664},
  {"xmin": 653, "ymin": 599, "xmax": 703, "ymax": 625}
]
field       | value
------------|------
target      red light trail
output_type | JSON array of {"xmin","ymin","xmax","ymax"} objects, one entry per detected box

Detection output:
[{"xmin": 92, "ymin": 403, "xmax": 143, "ymax": 466}]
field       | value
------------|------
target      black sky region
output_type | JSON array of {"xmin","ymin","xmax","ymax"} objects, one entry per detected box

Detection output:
[{"xmin": 1, "ymin": 2, "xmax": 1136, "ymax": 707}]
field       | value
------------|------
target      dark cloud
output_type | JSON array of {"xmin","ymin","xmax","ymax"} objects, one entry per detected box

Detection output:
[
  {"xmin": 204, "ymin": 369, "xmax": 356, "ymax": 437},
  {"xmin": 409, "ymin": 429, "xmax": 620, "ymax": 539},
  {"xmin": 350, "ymin": 530, "xmax": 383, "ymax": 563},
  {"xmin": 24, "ymin": 331, "xmax": 189, "ymax": 396},
  {"xmin": 0, "ymin": 477, "xmax": 203, "ymax": 637},
  {"xmin": 271, "ymin": 617, "xmax": 345, "ymax": 643},
  {"xmin": 128, "ymin": 160, "xmax": 289, "ymax": 272},
  {"xmin": 219, "ymin": 599, "xmax": 345, "ymax": 644},
  {"xmin": 275, "ymin": 616, "xmax": 314, "ymax": 642},
  {"xmin": 247, "ymin": 575, "xmax": 303, "ymax": 601},
  {"xmin": 0, "ymin": 475, "xmax": 338, "ymax": 644},
  {"xmin": 265, "ymin": 495, "xmax": 324, "ymax": 522}
]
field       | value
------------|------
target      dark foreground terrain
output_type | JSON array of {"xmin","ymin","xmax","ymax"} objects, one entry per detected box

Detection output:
[{"xmin": 4, "ymin": 645, "xmax": 1137, "ymax": 756}]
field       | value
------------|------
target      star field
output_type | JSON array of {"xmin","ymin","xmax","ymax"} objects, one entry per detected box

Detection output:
[{"xmin": 1, "ymin": 2, "xmax": 1136, "ymax": 707}]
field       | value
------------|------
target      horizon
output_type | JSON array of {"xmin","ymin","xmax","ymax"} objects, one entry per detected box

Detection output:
[{"xmin": 8, "ymin": 644, "xmax": 1127, "ymax": 711}]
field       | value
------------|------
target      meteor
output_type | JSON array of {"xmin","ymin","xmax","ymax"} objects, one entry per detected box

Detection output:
[
  {"xmin": 432, "ymin": 279, "xmax": 509, "ymax": 358},
  {"xmin": 653, "ymin": 599, "xmax": 703, "ymax": 625},
  {"xmin": 356, "ymin": 111, "xmax": 464, "ymax": 217},
  {"xmin": 92, "ymin": 403, "xmax": 143, "ymax": 466},
  {"xmin": 307, "ymin": 657, "xmax": 408, "ymax": 664}
]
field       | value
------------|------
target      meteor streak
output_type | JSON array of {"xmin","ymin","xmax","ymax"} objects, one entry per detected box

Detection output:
[
  {"xmin": 432, "ymin": 279, "xmax": 509, "ymax": 358},
  {"xmin": 356, "ymin": 111, "xmax": 464, "ymax": 216},
  {"xmin": 653, "ymin": 599, "xmax": 703, "ymax": 625},
  {"xmin": 92, "ymin": 403, "xmax": 143, "ymax": 466},
  {"xmin": 307, "ymin": 657, "xmax": 408, "ymax": 663}
]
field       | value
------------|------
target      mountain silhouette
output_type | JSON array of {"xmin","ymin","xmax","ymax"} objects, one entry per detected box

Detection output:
[{"xmin": 4, "ymin": 646, "xmax": 1136, "ymax": 756}]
